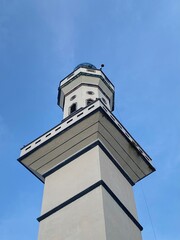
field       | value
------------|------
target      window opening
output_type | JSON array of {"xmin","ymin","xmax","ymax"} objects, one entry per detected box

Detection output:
[
  {"xmin": 86, "ymin": 99, "xmax": 94, "ymax": 106},
  {"xmin": 87, "ymin": 91, "xmax": 94, "ymax": 95},
  {"xmin": 102, "ymin": 97, "xmax": 107, "ymax": 104},
  {"xmin": 70, "ymin": 95, "xmax": 76, "ymax": 101},
  {"xmin": 69, "ymin": 103, "xmax": 77, "ymax": 115}
]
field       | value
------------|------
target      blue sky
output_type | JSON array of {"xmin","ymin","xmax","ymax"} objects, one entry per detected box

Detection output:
[{"xmin": 0, "ymin": 0, "xmax": 180, "ymax": 239}]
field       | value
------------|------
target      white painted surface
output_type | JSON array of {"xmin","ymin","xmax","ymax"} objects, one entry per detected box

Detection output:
[
  {"xmin": 38, "ymin": 187, "xmax": 106, "ymax": 240},
  {"xmin": 98, "ymin": 147, "xmax": 138, "ymax": 219},
  {"xmin": 102, "ymin": 188, "xmax": 142, "ymax": 240},
  {"xmin": 41, "ymin": 146, "xmax": 101, "ymax": 214},
  {"xmin": 39, "ymin": 145, "xmax": 142, "ymax": 239},
  {"xmin": 63, "ymin": 81, "xmax": 111, "ymax": 118},
  {"xmin": 63, "ymin": 85, "xmax": 110, "ymax": 118},
  {"xmin": 60, "ymin": 67, "xmax": 114, "ymax": 90}
]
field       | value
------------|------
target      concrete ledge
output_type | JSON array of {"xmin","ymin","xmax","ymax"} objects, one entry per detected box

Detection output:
[{"xmin": 18, "ymin": 103, "xmax": 155, "ymax": 183}]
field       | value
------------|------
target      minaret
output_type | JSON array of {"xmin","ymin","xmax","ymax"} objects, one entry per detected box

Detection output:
[{"xmin": 18, "ymin": 63, "xmax": 155, "ymax": 240}]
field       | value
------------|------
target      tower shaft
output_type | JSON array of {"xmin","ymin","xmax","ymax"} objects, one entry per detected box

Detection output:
[
  {"xmin": 19, "ymin": 63, "xmax": 155, "ymax": 239},
  {"xmin": 38, "ymin": 145, "xmax": 142, "ymax": 240}
]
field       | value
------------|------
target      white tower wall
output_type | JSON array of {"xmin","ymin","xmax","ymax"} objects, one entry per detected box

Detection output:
[
  {"xmin": 38, "ymin": 146, "xmax": 142, "ymax": 240},
  {"xmin": 63, "ymin": 85, "xmax": 110, "ymax": 118},
  {"xmin": 19, "ymin": 63, "xmax": 155, "ymax": 240},
  {"xmin": 38, "ymin": 187, "xmax": 106, "ymax": 240},
  {"xmin": 58, "ymin": 68, "xmax": 115, "ymax": 119}
]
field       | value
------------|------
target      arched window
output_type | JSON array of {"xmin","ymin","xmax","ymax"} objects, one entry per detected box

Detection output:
[
  {"xmin": 69, "ymin": 103, "xmax": 77, "ymax": 115},
  {"xmin": 86, "ymin": 99, "xmax": 94, "ymax": 106}
]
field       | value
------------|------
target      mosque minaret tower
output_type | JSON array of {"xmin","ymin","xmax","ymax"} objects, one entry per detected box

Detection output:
[{"xmin": 19, "ymin": 63, "xmax": 155, "ymax": 240}]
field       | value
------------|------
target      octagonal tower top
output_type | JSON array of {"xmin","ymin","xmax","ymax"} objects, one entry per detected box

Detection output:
[{"xmin": 57, "ymin": 63, "xmax": 115, "ymax": 119}]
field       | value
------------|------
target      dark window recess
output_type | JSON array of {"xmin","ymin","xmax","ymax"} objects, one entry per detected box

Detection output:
[
  {"xmin": 87, "ymin": 69, "xmax": 96, "ymax": 73},
  {"xmin": 118, "ymin": 124, "xmax": 122, "ymax": 129},
  {"xmin": 77, "ymin": 112, "xmax": 83, "ymax": 117},
  {"xmin": 70, "ymin": 103, "xmax": 77, "ymax": 114},
  {"xmin": 102, "ymin": 106, "xmax": 107, "ymax": 112},
  {"xmin": 87, "ymin": 91, "xmax": 94, "ymax": 95},
  {"xmin": 138, "ymin": 149, "xmax": 143, "ymax": 153},
  {"xmin": 25, "ymin": 145, "xmax": 31, "ymax": 150},
  {"xmin": 35, "ymin": 139, "xmax": 41, "ymax": 144},
  {"xmin": 46, "ymin": 133, "xmax": 51, "ymax": 137},
  {"xmin": 88, "ymin": 105, "xmax": 95, "ymax": 110},
  {"xmin": 125, "ymin": 132, "xmax": 130, "ymax": 138},
  {"xmin": 67, "ymin": 119, "xmax": 73, "ymax": 124},
  {"xmin": 70, "ymin": 95, "xmax": 76, "ymax": 101},
  {"xmin": 102, "ymin": 97, "xmax": 107, "ymax": 104},
  {"xmin": 110, "ymin": 115, "xmax": 115, "ymax": 121},
  {"xmin": 86, "ymin": 99, "xmax": 94, "ymax": 105},
  {"xmin": 55, "ymin": 126, "xmax": 61, "ymax": 131}
]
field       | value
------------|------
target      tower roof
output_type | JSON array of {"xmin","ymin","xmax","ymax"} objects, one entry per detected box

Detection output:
[{"xmin": 74, "ymin": 62, "xmax": 97, "ymax": 71}]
